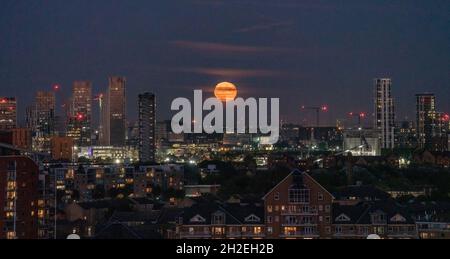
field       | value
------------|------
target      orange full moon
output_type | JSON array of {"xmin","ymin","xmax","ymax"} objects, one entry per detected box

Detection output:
[{"xmin": 214, "ymin": 82, "xmax": 238, "ymax": 102}]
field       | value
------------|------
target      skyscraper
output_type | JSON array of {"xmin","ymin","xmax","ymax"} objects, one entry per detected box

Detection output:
[
  {"xmin": 35, "ymin": 91, "xmax": 56, "ymax": 135},
  {"xmin": 67, "ymin": 81, "xmax": 92, "ymax": 146},
  {"xmin": 32, "ymin": 91, "xmax": 56, "ymax": 152},
  {"xmin": 107, "ymin": 76, "xmax": 126, "ymax": 146},
  {"xmin": 0, "ymin": 97, "xmax": 17, "ymax": 130},
  {"xmin": 138, "ymin": 93, "xmax": 156, "ymax": 163},
  {"xmin": 416, "ymin": 94, "xmax": 435, "ymax": 149},
  {"xmin": 374, "ymin": 78, "xmax": 395, "ymax": 149},
  {"xmin": 416, "ymin": 94, "xmax": 446, "ymax": 151}
]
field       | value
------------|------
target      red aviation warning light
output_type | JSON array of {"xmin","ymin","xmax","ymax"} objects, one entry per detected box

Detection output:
[
  {"xmin": 76, "ymin": 113, "xmax": 85, "ymax": 121},
  {"xmin": 443, "ymin": 114, "xmax": 450, "ymax": 122},
  {"xmin": 360, "ymin": 112, "xmax": 366, "ymax": 118},
  {"xmin": 53, "ymin": 84, "xmax": 61, "ymax": 91},
  {"xmin": 321, "ymin": 105, "xmax": 329, "ymax": 112}
]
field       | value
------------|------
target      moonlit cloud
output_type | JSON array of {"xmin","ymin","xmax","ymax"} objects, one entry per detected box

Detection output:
[
  {"xmin": 174, "ymin": 67, "xmax": 286, "ymax": 79},
  {"xmin": 170, "ymin": 40, "xmax": 299, "ymax": 54}
]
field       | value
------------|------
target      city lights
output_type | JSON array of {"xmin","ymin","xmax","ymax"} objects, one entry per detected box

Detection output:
[{"xmin": 0, "ymin": 1, "xmax": 448, "ymax": 243}]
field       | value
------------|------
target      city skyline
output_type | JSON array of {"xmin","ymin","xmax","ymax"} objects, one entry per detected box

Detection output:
[
  {"xmin": 1, "ymin": 1, "xmax": 450, "ymax": 242},
  {"xmin": 0, "ymin": 0, "xmax": 449, "ymax": 124}
]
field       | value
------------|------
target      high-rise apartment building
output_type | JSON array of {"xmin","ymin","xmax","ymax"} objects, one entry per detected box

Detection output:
[
  {"xmin": 263, "ymin": 170, "xmax": 333, "ymax": 239},
  {"xmin": 415, "ymin": 94, "xmax": 446, "ymax": 150},
  {"xmin": 104, "ymin": 77, "xmax": 126, "ymax": 147},
  {"xmin": 138, "ymin": 93, "xmax": 156, "ymax": 163},
  {"xmin": 67, "ymin": 81, "xmax": 92, "ymax": 146},
  {"xmin": 374, "ymin": 78, "xmax": 395, "ymax": 149},
  {"xmin": 0, "ymin": 97, "xmax": 17, "ymax": 130},
  {"xmin": 0, "ymin": 156, "xmax": 39, "ymax": 239}
]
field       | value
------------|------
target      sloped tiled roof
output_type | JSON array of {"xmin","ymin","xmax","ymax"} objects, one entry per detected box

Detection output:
[
  {"xmin": 179, "ymin": 201, "xmax": 264, "ymax": 226},
  {"xmin": 333, "ymin": 200, "xmax": 415, "ymax": 225}
]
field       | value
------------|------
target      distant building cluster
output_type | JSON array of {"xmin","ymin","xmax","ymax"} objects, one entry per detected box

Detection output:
[{"xmin": 1, "ymin": 77, "xmax": 450, "ymax": 239}]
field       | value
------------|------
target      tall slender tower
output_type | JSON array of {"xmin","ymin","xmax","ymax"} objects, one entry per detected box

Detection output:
[
  {"xmin": 138, "ymin": 93, "xmax": 156, "ymax": 163},
  {"xmin": 107, "ymin": 76, "xmax": 126, "ymax": 146},
  {"xmin": 374, "ymin": 78, "xmax": 395, "ymax": 149}
]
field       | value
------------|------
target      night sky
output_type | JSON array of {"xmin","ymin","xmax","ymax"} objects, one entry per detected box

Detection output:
[{"xmin": 1, "ymin": 0, "xmax": 449, "ymax": 126}]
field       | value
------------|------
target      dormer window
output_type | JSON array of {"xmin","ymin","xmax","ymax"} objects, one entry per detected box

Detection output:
[
  {"xmin": 212, "ymin": 211, "xmax": 225, "ymax": 225},
  {"xmin": 190, "ymin": 214, "xmax": 206, "ymax": 223},
  {"xmin": 245, "ymin": 214, "xmax": 261, "ymax": 223},
  {"xmin": 335, "ymin": 214, "xmax": 351, "ymax": 222},
  {"xmin": 371, "ymin": 211, "xmax": 387, "ymax": 224},
  {"xmin": 390, "ymin": 214, "xmax": 406, "ymax": 223}
]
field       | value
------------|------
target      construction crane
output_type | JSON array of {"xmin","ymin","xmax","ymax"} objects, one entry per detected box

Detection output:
[
  {"xmin": 301, "ymin": 105, "xmax": 328, "ymax": 126},
  {"xmin": 348, "ymin": 112, "xmax": 367, "ymax": 128}
]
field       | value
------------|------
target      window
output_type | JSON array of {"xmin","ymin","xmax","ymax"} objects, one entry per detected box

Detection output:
[
  {"xmin": 390, "ymin": 214, "xmax": 406, "ymax": 223},
  {"xmin": 253, "ymin": 227, "xmax": 262, "ymax": 235},
  {"xmin": 336, "ymin": 214, "xmax": 351, "ymax": 222},
  {"xmin": 190, "ymin": 215, "xmax": 206, "ymax": 223},
  {"xmin": 212, "ymin": 212, "xmax": 225, "ymax": 225},
  {"xmin": 267, "ymin": 227, "xmax": 273, "ymax": 234},
  {"xmin": 325, "ymin": 205, "xmax": 331, "ymax": 213},
  {"xmin": 274, "ymin": 192, "xmax": 280, "ymax": 201},
  {"xmin": 213, "ymin": 227, "xmax": 225, "ymax": 235},
  {"xmin": 304, "ymin": 227, "xmax": 314, "ymax": 235},
  {"xmin": 285, "ymin": 216, "xmax": 298, "ymax": 225},
  {"xmin": 267, "ymin": 216, "xmax": 273, "ymax": 224},
  {"xmin": 371, "ymin": 212, "xmax": 387, "ymax": 224},
  {"xmin": 303, "ymin": 216, "xmax": 313, "ymax": 224},
  {"xmin": 245, "ymin": 214, "xmax": 261, "ymax": 223},
  {"xmin": 267, "ymin": 206, "xmax": 273, "ymax": 213},
  {"xmin": 288, "ymin": 187, "xmax": 310, "ymax": 204},
  {"xmin": 318, "ymin": 193, "xmax": 324, "ymax": 201}
]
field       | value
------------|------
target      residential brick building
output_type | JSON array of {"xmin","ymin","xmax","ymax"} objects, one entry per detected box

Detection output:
[
  {"xmin": 0, "ymin": 156, "xmax": 39, "ymax": 239},
  {"xmin": 332, "ymin": 201, "xmax": 418, "ymax": 239},
  {"xmin": 263, "ymin": 170, "xmax": 334, "ymax": 239},
  {"xmin": 176, "ymin": 201, "xmax": 265, "ymax": 239}
]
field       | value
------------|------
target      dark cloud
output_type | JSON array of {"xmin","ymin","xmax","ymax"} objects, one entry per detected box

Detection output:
[{"xmin": 234, "ymin": 21, "xmax": 293, "ymax": 33}]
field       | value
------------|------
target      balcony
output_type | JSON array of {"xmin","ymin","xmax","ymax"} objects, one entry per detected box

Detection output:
[
  {"xmin": 282, "ymin": 223, "xmax": 318, "ymax": 227},
  {"xmin": 281, "ymin": 210, "xmax": 318, "ymax": 216}
]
